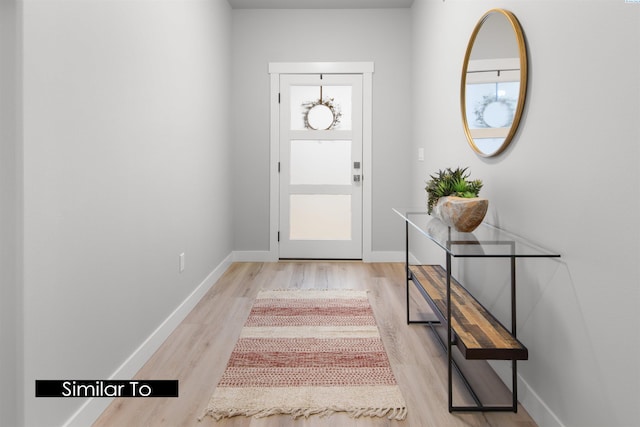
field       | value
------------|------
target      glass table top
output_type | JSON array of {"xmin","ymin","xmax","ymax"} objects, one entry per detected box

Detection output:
[{"xmin": 393, "ymin": 208, "xmax": 561, "ymax": 258}]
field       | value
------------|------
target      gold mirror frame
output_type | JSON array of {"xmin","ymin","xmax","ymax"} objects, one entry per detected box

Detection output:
[{"xmin": 461, "ymin": 9, "xmax": 528, "ymax": 157}]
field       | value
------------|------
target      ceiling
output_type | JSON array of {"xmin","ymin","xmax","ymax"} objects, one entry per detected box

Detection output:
[{"xmin": 227, "ymin": 0, "xmax": 414, "ymax": 9}]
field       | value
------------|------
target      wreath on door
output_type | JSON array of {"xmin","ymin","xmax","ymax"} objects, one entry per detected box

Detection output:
[{"xmin": 302, "ymin": 98, "xmax": 342, "ymax": 130}]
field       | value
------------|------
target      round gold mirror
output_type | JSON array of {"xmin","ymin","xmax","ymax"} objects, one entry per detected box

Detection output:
[{"xmin": 461, "ymin": 9, "xmax": 528, "ymax": 157}]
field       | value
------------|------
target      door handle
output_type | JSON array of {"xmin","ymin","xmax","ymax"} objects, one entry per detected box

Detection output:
[{"xmin": 353, "ymin": 174, "xmax": 361, "ymax": 182}]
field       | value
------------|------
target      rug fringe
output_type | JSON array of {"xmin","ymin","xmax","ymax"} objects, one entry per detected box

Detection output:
[{"xmin": 200, "ymin": 405, "xmax": 407, "ymax": 421}]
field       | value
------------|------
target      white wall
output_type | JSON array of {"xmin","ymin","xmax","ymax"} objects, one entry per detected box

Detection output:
[
  {"xmin": 20, "ymin": 1, "xmax": 232, "ymax": 425},
  {"xmin": 0, "ymin": 1, "xmax": 21, "ymax": 426},
  {"xmin": 231, "ymin": 8, "xmax": 413, "ymax": 255},
  {"xmin": 411, "ymin": 1, "xmax": 639, "ymax": 426}
]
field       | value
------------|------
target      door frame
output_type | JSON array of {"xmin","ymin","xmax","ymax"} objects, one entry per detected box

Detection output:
[{"xmin": 268, "ymin": 62, "xmax": 374, "ymax": 261}]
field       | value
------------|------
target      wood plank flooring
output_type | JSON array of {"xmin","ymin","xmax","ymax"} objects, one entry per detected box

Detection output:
[{"xmin": 92, "ymin": 262, "xmax": 538, "ymax": 427}]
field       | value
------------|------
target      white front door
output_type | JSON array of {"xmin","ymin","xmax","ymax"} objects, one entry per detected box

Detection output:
[{"xmin": 279, "ymin": 74, "xmax": 363, "ymax": 259}]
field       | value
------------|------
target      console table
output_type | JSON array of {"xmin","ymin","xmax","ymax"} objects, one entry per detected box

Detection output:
[{"xmin": 393, "ymin": 208, "xmax": 560, "ymax": 412}]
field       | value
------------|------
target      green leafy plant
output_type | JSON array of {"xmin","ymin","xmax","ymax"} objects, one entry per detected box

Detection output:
[{"xmin": 425, "ymin": 167, "xmax": 483, "ymax": 214}]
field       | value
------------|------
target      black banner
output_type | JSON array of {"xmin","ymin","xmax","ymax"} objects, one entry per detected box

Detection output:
[{"xmin": 35, "ymin": 380, "xmax": 178, "ymax": 398}]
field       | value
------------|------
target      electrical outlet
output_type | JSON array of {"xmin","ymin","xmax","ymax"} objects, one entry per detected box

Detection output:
[{"xmin": 179, "ymin": 253, "xmax": 185, "ymax": 273}]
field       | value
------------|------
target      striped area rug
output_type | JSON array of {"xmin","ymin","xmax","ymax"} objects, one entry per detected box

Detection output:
[{"xmin": 202, "ymin": 289, "xmax": 407, "ymax": 421}]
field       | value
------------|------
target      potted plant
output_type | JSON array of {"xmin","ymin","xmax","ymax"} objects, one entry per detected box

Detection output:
[{"xmin": 425, "ymin": 167, "xmax": 488, "ymax": 232}]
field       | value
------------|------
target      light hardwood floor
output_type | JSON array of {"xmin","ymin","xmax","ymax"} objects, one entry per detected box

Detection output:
[{"xmin": 93, "ymin": 262, "xmax": 538, "ymax": 427}]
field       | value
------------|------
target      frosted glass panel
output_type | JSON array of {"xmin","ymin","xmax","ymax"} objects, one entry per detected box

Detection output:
[
  {"xmin": 290, "ymin": 140, "xmax": 351, "ymax": 185},
  {"xmin": 290, "ymin": 85, "xmax": 352, "ymax": 130},
  {"xmin": 290, "ymin": 195, "xmax": 351, "ymax": 240}
]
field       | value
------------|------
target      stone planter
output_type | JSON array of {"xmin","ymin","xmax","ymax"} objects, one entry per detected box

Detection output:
[{"xmin": 432, "ymin": 196, "xmax": 488, "ymax": 232}]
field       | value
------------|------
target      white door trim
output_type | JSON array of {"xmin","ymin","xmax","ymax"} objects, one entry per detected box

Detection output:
[{"xmin": 268, "ymin": 62, "xmax": 374, "ymax": 261}]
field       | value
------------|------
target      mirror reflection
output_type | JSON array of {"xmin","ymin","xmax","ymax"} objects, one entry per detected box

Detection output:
[{"xmin": 461, "ymin": 9, "xmax": 528, "ymax": 157}]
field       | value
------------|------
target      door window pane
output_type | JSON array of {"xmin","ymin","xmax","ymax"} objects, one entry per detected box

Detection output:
[
  {"xmin": 290, "ymin": 140, "xmax": 351, "ymax": 185},
  {"xmin": 290, "ymin": 195, "xmax": 351, "ymax": 240}
]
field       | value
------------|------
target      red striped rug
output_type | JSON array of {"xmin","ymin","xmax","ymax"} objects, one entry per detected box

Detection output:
[{"xmin": 202, "ymin": 289, "xmax": 407, "ymax": 420}]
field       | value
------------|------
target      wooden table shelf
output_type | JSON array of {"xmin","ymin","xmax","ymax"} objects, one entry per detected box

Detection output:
[{"xmin": 409, "ymin": 265, "xmax": 528, "ymax": 361}]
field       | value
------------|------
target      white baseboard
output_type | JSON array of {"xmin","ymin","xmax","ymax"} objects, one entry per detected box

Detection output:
[
  {"xmin": 62, "ymin": 253, "xmax": 233, "ymax": 427},
  {"xmin": 408, "ymin": 251, "xmax": 422, "ymax": 265},
  {"xmin": 490, "ymin": 362, "xmax": 565, "ymax": 427},
  {"xmin": 364, "ymin": 251, "xmax": 405, "ymax": 262},
  {"xmin": 232, "ymin": 250, "xmax": 277, "ymax": 262}
]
